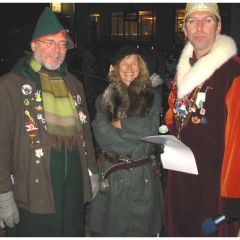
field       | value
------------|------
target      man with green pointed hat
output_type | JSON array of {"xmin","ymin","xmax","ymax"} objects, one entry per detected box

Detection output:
[
  {"xmin": 0, "ymin": 7, "xmax": 99, "ymax": 236},
  {"xmin": 163, "ymin": 2, "xmax": 240, "ymax": 237}
]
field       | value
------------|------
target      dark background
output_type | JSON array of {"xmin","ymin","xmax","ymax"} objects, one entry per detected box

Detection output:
[{"xmin": 0, "ymin": 3, "xmax": 50, "ymax": 75}]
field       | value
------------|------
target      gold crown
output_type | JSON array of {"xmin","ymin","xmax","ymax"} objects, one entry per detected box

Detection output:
[{"xmin": 184, "ymin": 3, "xmax": 221, "ymax": 21}]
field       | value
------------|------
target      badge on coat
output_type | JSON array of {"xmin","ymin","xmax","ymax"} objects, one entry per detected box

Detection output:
[{"xmin": 22, "ymin": 84, "xmax": 32, "ymax": 95}]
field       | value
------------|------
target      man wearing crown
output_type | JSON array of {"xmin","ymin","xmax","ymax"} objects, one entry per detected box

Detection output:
[{"xmin": 164, "ymin": 3, "xmax": 240, "ymax": 237}]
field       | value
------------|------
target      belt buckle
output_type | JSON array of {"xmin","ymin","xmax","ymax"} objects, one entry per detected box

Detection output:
[{"xmin": 124, "ymin": 159, "xmax": 136, "ymax": 171}]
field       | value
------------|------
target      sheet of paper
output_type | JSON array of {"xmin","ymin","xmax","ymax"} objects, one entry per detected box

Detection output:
[{"xmin": 140, "ymin": 135, "xmax": 198, "ymax": 175}]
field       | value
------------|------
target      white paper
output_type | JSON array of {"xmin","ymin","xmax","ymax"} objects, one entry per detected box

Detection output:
[{"xmin": 140, "ymin": 135, "xmax": 198, "ymax": 175}]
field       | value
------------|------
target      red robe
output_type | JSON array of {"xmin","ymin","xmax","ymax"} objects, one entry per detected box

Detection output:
[{"xmin": 164, "ymin": 35, "xmax": 240, "ymax": 237}]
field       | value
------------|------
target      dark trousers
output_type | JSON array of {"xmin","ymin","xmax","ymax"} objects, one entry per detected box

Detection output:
[{"xmin": 7, "ymin": 147, "xmax": 84, "ymax": 237}]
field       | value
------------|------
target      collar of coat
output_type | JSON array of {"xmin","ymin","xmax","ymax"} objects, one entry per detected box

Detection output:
[
  {"xmin": 11, "ymin": 50, "xmax": 68, "ymax": 90},
  {"xmin": 177, "ymin": 34, "xmax": 237, "ymax": 98}
]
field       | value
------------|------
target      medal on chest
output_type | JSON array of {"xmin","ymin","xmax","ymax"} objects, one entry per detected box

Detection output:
[
  {"xmin": 174, "ymin": 85, "xmax": 201, "ymax": 139},
  {"xmin": 174, "ymin": 85, "xmax": 213, "ymax": 139}
]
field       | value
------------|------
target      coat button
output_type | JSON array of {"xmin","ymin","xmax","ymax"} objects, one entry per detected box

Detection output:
[
  {"xmin": 36, "ymin": 160, "xmax": 40, "ymax": 164},
  {"xmin": 35, "ymin": 179, "xmax": 39, "ymax": 183}
]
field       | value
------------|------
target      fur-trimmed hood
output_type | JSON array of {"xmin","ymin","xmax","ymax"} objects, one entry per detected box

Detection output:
[{"xmin": 177, "ymin": 34, "xmax": 237, "ymax": 98}]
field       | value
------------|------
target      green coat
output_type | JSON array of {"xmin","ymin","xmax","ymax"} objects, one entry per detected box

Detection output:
[
  {"xmin": 88, "ymin": 91, "xmax": 164, "ymax": 237},
  {"xmin": 0, "ymin": 51, "xmax": 98, "ymax": 214}
]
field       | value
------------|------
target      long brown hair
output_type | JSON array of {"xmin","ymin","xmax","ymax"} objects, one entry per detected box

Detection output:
[{"xmin": 108, "ymin": 54, "xmax": 150, "ymax": 85}]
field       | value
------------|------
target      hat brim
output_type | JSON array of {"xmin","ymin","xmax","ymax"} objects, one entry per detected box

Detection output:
[
  {"xmin": 109, "ymin": 55, "xmax": 122, "ymax": 66},
  {"xmin": 110, "ymin": 45, "xmax": 139, "ymax": 65},
  {"xmin": 30, "ymin": 30, "xmax": 74, "ymax": 50},
  {"xmin": 110, "ymin": 53, "xmax": 140, "ymax": 65}
]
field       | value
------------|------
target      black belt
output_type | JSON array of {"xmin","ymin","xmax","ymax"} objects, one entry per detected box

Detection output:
[{"xmin": 103, "ymin": 153, "xmax": 150, "ymax": 179}]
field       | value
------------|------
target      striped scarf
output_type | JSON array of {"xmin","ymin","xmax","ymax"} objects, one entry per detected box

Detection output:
[{"xmin": 39, "ymin": 68, "xmax": 82, "ymax": 151}]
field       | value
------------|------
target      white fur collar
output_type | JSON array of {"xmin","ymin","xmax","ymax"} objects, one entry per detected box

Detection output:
[{"xmin": 177, "ymin": 34, "xmax": 237, "ymax": 98}]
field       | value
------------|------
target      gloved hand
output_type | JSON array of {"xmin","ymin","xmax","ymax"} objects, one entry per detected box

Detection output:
[
  {"xmin": 150, "ymin": 73, "xmax": 164, "ymax": 88},
  {"xmin": 90, "ymin": 173, "xmax": 100, "ymax": 202},
  {"xmin": 154, "ymin": 143, "xmax": 164, "ymax": 155},
  {"xmin": 151, "ymin": 144, "xmax": 164, "ymax": 180},
  {"xmin": 0, "ymin": 191, "xmax": 19, "ymax": 228}
]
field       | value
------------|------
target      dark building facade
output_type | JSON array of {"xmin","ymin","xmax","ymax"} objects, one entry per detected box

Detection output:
[
  {"xmin": 0, "ymin": 3, "xmax": 239, "ymax": 76},
  {"xmin": 55, "ymin": 3, "xmax": 240, "ymax": 57}
]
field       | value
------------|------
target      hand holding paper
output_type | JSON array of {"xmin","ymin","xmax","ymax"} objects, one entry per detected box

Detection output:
[{"xmin": 140, "ymin": 135, "xmax": 198, "ymax": 175}]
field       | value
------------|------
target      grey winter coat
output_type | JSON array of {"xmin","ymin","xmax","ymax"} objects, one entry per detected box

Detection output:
[{"xmin": 88, "ymin": 91, "xmax": 164, "ymax": 237}]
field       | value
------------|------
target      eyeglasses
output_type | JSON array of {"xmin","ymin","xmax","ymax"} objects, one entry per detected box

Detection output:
[
  {"xmin": 186, "ymin": 18, "xmax": 217, "ymax": 26},
  {"xmin": 38, "ymin": 40, "xmax": 68, "ymax": 50}
]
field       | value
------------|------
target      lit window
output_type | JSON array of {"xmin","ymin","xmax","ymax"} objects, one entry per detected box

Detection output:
[{"xmin": 111, "ymin": 10, "xmax": 156, "ymax": 43}]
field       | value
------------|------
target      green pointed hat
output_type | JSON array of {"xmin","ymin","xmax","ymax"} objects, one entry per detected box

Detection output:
[{"xmin": 30, "ymin": 7, "xmax": 74, "ymax": 49}]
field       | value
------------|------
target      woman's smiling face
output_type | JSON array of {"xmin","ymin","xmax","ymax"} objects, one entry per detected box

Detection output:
[{"xmin": 119, "ymin": 54, "xmax": 140, "ymax": 86}]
